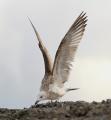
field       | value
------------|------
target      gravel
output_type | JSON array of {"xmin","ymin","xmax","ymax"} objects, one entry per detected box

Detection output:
[{"xmin": 0, "ymin": 99, "xmax": 111, "ymax": 120}]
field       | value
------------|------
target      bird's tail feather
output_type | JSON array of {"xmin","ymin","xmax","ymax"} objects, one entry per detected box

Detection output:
[{"xmin": 66, "ymin": 88, "xmax": 79, "ymax": 92}]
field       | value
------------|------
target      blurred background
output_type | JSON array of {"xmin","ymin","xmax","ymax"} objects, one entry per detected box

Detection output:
[{"xmin": 0, "ymin": 0, "xmax": 111, "ymax": 108}]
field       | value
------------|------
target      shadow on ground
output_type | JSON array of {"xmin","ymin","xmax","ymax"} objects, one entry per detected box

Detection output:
[{"xmin": 0, "ymin": 99, "xmax": 111, "ymax": 120}]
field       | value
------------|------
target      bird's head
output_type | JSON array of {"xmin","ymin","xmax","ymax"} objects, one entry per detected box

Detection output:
[{"xmin": 35, "ymin": 91, "xmax": 47, "ymax": 104}]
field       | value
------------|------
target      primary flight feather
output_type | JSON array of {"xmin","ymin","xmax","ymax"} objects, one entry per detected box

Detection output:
[{"xmin": 29, "ymin": 12, "xmax": 87, "ymax": 104}]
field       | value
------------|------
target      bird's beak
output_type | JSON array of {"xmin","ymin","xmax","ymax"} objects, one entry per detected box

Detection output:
[{"xmin": 35, "ymin": 100, "xmax": 40, "ymax": 105}]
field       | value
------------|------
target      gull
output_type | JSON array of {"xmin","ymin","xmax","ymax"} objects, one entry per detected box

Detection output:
[{"xmin": 29, "ymin": 12, "xmax": 87, "ymax": 104}]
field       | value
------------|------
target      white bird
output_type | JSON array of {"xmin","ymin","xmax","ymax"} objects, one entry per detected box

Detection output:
[{"xmin": 29, "ymin": 12, "xmax": 87, "ymax": 104}]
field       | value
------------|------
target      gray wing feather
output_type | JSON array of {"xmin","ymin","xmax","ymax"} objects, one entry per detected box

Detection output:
[
  {"xmin": 52, "ymin": 12, "xmax": 87, "ymax": 84},
  {"xmin": 29, "ymin": 18, "xmax": 53, "ymax": 74}
]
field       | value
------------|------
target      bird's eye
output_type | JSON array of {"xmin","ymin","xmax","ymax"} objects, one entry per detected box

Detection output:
[{"xmin": 40, "ymin": 96, "xmax": 43, "ymax": 98}]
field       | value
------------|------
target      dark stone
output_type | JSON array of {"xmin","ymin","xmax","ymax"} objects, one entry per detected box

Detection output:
[{"xmin": 0, "ymin": 100, "xmax": 111, "ymax": 120}]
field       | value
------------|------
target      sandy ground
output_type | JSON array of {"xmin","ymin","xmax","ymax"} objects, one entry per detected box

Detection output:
[{"xmin": 0, "ymin": 99, "xmax": 111, "ymax": 120}]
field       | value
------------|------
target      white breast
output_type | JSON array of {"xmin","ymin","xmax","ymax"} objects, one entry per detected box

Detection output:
[{"xmin": 49, "ymin": 83, "xmax": 65, "ymax": 96}]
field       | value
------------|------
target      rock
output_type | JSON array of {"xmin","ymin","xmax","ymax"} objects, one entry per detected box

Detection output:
[{"xmin": 0, "ymin": 100, "xmax": 111, "ymax": 120}]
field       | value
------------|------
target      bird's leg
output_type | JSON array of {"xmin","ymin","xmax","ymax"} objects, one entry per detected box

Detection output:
[
  {"xmin": 55, "ymin": 98, "xmax": 59, "ymax": 103},
  {"xmin": 55, "ymin": 100, "xmax": 58, "ymax": 103},
  {"xmin": 49, "ymin": 100, "xmax": 54, "ymax": 107},
  {"xmin": 51, "ymin": 100, "xmax": 53, "ymax": 103}
]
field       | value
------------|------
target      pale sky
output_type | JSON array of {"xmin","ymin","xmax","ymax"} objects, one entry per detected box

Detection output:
[{"xmin": 0, "ymin": 0, "xmax": 111, "ymax": 108}]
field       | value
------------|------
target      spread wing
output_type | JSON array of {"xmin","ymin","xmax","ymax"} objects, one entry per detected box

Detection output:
[
  {"xmin": 29, "ymin": 18, "xmax": 53, "ymax": 74},
  {"xmin": 52, "ymin": 12, "xmax": 87, "ymax": 84}
]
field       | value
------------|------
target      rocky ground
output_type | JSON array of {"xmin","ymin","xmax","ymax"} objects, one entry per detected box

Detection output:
[{"xmin": 0, "ymin": 99, "xmax": 111, "ymax": 120}]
